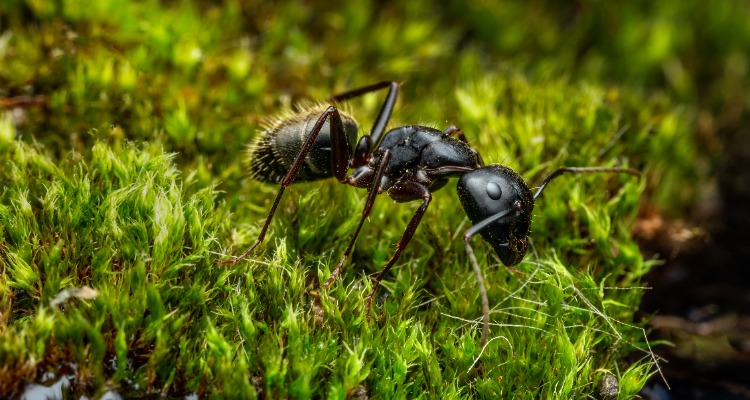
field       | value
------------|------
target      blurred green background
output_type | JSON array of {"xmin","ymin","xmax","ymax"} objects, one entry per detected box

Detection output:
[{"xmin": 1, "ymin": 0, "xmax": 749, "ymax": 398}]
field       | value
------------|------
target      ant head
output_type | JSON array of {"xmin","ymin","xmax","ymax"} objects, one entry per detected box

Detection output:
[
  {"xmin": 458, "ymin": 165, "xmax": 640, "ymax": 267},
  {"xmin": 457, "ymin": 165, "xmax": 534, "ymax": 266}
]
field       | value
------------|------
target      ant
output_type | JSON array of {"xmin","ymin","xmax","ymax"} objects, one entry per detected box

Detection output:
[{"xmin": 220, "ymin": 81, "xmax": 639, "ymax": 346}]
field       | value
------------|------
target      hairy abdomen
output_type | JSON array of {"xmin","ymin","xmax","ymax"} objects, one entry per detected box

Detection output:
[{"xmin": 247, "ymin": 105, "xmax": 358, "ymax": 183}]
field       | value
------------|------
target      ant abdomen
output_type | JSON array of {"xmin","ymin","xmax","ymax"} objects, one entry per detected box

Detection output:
[{"xmin": 248, "ymin": 104, "xmax": 359, "ymax": 183}]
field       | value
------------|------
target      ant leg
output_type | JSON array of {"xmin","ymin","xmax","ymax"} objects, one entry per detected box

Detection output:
[
  {"xmin": 322, "ymin": 149, "xmax": 392, "ymax": 289},
  {"xmin": 443, "ymin": 125, "xmax": 484, "ymax": 167},
  {"xmin": 328, "ymin": 81, "xmax": 399, "ymax": 159},
  {"xmin": 443, "ymin": 125, "xmax": 469, "ymax": 142},
  {"xmin": 367, "ymin": 82, "xmax": 399, "ymax": 149},
  {"xmin": 327, "ymin": 81, "xmax": 398, "ymax": 104},
  {"xmin": 219, "ymin": 106, "xmax": 351, "ymax": 265},
  {"xmin": 365, "ymin": 182, "xmax": 431, "ymax": 316},
  {"xmin": 474, "ymin": 151, "xmax": 485, "ymax": 167}
]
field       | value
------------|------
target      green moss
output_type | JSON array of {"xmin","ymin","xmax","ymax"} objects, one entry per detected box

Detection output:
[{"xmin": 1, "ymin": 0, "xmax": 746, "ymax": 398}]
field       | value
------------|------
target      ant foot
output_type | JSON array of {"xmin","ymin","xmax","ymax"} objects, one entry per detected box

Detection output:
[{"xmin": 217, "ymin": 257, "xmax": 239, "ymax": 266}]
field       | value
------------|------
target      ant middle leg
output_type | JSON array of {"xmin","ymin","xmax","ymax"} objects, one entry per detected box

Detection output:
[
  {"xmin": 443, "ymin": 125, "xmax": 468, "ymax": 142},
  {"xmin": 443, "ymin": 125, "xmax": 484, "ymax": 167},
  {"xmin": 219, "ymin": 106, "xmax": 351, "ymax": 266},
  {"xmin": 444, "ymin": 125, "xmax": 484, "ymax": 166},
  {"xmin": 365, "ymin": 181, "xmax": 432, "ymax": 316},
  {"xmin": 322, "ymin": 149, "xmax": 393, "ymax": 289}
]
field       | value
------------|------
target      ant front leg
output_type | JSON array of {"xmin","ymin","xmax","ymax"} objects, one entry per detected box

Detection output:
[
  {"xmin": 365, "ymin": 181, "xmax": 432, "ymax": 317},
  {"xmin": 219, "ymin": 106, "xmax": 351, "ymax": 266}
]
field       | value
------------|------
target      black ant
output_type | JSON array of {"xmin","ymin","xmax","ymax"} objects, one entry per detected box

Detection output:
[{"xmin": 220, "ymin": 81, "xmax": 639, "ymax": 346}]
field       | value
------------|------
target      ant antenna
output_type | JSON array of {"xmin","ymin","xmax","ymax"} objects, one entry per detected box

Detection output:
[
  {"xmin": 533, "ymin": 167, "xmax": 640, "ymax": 200},
  {"xmin": 464, "ymin": 208, "xmax": 514, "ymax": 240}
]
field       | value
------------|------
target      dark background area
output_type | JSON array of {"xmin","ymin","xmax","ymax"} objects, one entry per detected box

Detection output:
[{"xmin": 639, "ymin": 115, "xmax": 750, "ymax": 399}]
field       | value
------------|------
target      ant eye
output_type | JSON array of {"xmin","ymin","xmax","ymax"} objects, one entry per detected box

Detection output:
[
  {"xmin": 513, "ymin": 200, "xmax": 523, "ymax": 211},
  {"xmin": 486, "ymin": 181, "xmax": 502, "ymax": 200}
]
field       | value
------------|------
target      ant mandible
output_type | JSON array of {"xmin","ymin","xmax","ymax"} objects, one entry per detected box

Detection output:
[{"xmin": 220, "ymin": 81, "xmax": 639, "ymax": 346}]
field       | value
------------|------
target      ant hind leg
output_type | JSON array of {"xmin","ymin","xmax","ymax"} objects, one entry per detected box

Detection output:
[
  {"xmin": 328, "ymin": 81, "xmax": 400, "ymax": 161},
  {"xmin": 219, "ymin": 106, "xmax": 351, "ymax": 266}
]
